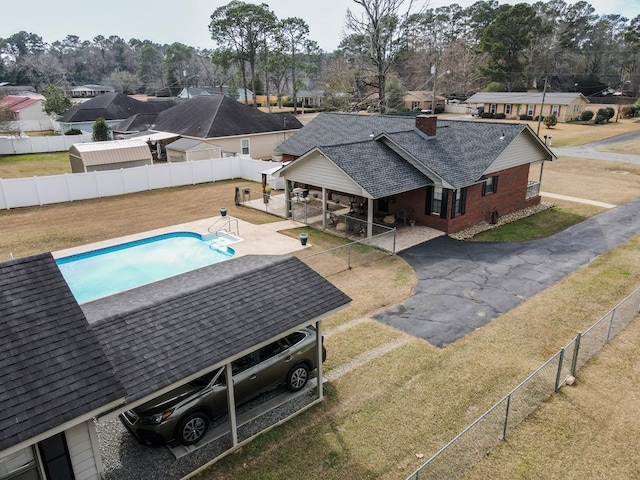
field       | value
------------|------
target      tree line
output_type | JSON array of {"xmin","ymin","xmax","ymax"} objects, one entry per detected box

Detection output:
[{"xmin": 0, "ymin": 0, "xmax": 638, "ymax": 114}]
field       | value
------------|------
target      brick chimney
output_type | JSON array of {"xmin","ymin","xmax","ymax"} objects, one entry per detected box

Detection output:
[{"xmin": 415, "ymin": 115, "xmax": 437, "ymax": 137}]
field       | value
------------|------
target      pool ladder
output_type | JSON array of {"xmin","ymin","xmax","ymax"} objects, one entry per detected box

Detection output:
[{"xmin": 208, "ymin": 216, "xmax": 239, "ymax": 237}]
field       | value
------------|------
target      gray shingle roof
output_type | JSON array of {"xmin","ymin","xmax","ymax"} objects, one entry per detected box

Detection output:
[
  {"xmin": 150, "ymin": 96, "xmax": 304, "ymax": 139},
  {"xmin": 277, "ymin": 113, "xmax": 529, "ymax": 189},
  {"xmin": 84, "ymin": 255, "xmax": 351, "ymax": 403},
  {"xmin": 59, "ymin": 93, "xmax": 176, "ymax": 123},
  {"xmin": 464, "ymin": 92, "xmax": 587, "ymax": 105},
  {"xmin": 0, "ymin": 254, "xmax": 125, "ymax": 452}
]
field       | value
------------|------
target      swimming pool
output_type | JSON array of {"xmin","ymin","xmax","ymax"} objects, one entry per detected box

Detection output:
[{"xmin": 56, "ymin": 231, "xmax": 239, "ymax": 304}]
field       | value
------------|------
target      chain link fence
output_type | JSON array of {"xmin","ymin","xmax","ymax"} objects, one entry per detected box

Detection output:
[{"xmin": 407, "ymin": 285, "xmax": 640, "ymax": 480}]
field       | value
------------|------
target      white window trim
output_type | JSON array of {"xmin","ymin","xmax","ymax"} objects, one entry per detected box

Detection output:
[{"xmin": 241, "ymin": 138, "xmax": 250, "ymax": 155}]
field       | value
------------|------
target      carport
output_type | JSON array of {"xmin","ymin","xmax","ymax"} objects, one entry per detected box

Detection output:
[{"xmin": 83, "ymin": 254, "xmax": 351, "ymax": 474}]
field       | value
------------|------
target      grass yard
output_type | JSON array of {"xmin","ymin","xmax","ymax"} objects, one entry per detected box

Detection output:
[
  {"xmin": 0, "ymin": 152, "xmax": 71, "ymax": 177},
  {"xmin": 2, "ymin": 119, "xmax": 640, "ymax": 479}
]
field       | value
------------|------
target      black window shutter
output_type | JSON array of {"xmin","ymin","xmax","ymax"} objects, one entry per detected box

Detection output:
[
  {"xmin": 460, "ymin": 187, "xmax": 467, "ymax": 215},
  {"xmin": 493, "ymin": 175, "xmax": 499, "ymax": 193},
  {"xmin": 39, "ymin": 433, "xmax": 74, "ymax": 480},
  {"xmin": 440, "ymin": 189, "xmax": 449, "ymax": 218},
  {"xmin": 425, "ymin": 186, "xmax": 433, "ymax": 214},
  {"xmin": 482, "ymin": 180, "xmax": 487, "ymax": 196},
  {"xmin": 451, "ymin": 190, "xmax": 456, "ymax": 219}
]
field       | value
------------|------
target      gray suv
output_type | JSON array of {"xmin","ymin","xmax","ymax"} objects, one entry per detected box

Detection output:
[{"xmin": 120, "ymin": 326, "xmax": 325, "ymax": 446}]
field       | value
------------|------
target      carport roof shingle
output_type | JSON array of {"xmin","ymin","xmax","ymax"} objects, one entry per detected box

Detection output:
[
  {"xmin": 84, "ymin": 255, "xmax": 351, "ymax": 403},
  {"xmin": 0, "ymin": 254, "xmax": 125, "ymax": 452}
]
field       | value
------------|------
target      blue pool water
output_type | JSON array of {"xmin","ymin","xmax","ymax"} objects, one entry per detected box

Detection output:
[{"xmin": 56, "ymin": 231, "xmax": 238, "ymax": 304}]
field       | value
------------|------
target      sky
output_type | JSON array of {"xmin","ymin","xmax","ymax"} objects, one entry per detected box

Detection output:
[{"xmin": 1, "ymin": 0, "xmax": 638, "ymax": 53}]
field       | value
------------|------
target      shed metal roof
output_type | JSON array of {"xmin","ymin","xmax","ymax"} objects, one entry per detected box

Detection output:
[{"xmin": 69, "ymin": 140, "xmax": 152, "ymax": 166}]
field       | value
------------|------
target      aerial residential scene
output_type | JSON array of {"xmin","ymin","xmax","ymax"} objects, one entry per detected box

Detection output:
[{"xmin": 1, "ymin": 0, "xmax": 640, "ymax": 479}]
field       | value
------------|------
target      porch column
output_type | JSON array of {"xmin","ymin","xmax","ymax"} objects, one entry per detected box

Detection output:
[
  {"xmin": 225, "ymin": 362, "xmax": 238, "ymax": 446},
  {"xmin": 284, "ymin": 180, "xmax": 292, "ymax": 219},
  {"xmin": 367, "ymin": 198, "xmax": 374, "ymax": 238},
  {"xmin": 538, "ymin": 162, "xmax": 545, "ymax": 184},
  {"xmin": 322, "ymin": 187, "xmax": 328, "ymax": 229}
]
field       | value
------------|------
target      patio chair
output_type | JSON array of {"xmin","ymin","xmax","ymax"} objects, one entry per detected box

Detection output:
[{"xmin": 397, "ymin": 207, "xmax": 412, "ymax": 225}]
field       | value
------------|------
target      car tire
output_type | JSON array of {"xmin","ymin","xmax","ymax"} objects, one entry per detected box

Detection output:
[
  {"xmin": 176, "ymin": 411, "xmax": 209, "ymax": 446},
  {"xmin": 286, "ymin": 364, "xmax": 309, "ymax": 392}
]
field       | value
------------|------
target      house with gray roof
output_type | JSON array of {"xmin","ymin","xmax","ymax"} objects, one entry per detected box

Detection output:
[
  {"xmin": 58, "ymin": 93, "xmax": 176, "ymax": 135},
  {"xmin": 275, "ymin": 113, "xmax": 555, "ymax": 235},
  {"xmin": 0, "ymin": 252, "xmax": 350, "ymax": 479},
  {"xmin": 464, "ymin": 92, "xmax": 589, "ymax": 122},
  {"xmin": 148, "ymin": 96, "xmax": 303, "ymax": 160}
]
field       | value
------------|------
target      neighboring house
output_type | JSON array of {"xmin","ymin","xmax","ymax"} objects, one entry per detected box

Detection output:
[
  {"xmin": 149, "ymin": 96, "xmax": 303, "ymax": 160},
  {"xmin": 296, "ymin": 89, "xmax": 325, "ymax": 108},
  {"xmin": 0, "ymin": 253, "xmax": 350, "ymax": 479},
  {"xmin": 69, "ymin": 139, "xmax": 153, "ymax": 172},
  {"xmin": 177, "ymin": 86, "xmax": 254, "ymax": 103},
  {"xmin": 0, "ymin": 94, "xmax": 53, "ymax": 133},
  {"xmin": 58, "ymin": 93, "xmax": 176, "ymax": 134},
  {"xmin": 275, "ymin": 113, "xmax": 555, "ymax": 235},
  {"xmin": 65, "ymin": 84, "xmax": 115, "ymax": 99},
  {"xmin": 403, "ymin": 91, "xmax": 447, "ymax": 112},
  {"xmin": 0, "ymin": 84, "xmax": 36, "ymax": 96},
  {"xmin": 464, "ymin": 92, "xmax": 589, "ymax": 122}
]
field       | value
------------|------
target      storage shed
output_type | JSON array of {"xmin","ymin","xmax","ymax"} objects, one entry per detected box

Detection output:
[
  {"xmin": 69, "ymin": 140, "xmax": 153, "ymax": 173},
  {"xmin": 165, "ymin": 138, "xmax": 223, "ymax": 162}
]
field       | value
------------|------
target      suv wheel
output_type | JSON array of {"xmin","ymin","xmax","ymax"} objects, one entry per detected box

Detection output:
[
  {"xmin": 287, "ymin": 364, "xmax": 309, "ymax": 391},
  {"xmin": 176, "ymin": 411, "xmax": 209, "ymax": 445}
]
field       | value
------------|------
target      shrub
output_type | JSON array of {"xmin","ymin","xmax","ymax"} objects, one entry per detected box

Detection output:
[
  {"xmin": 519, "ymin": 114, "xmax": 533, "ymax": 121},
  {"xmin": 580, "ymin": 110, "xmax": 594, "ymax": 121},
  {"xmin": 480, "ymin": 112, "xmax": 494, "ymax": 118},
  {"xmin": 543, "ymin": 114, "xmax": 558, "ymax": 128},
  {"xmin": 594, "ymin": 114, "xmax": 606, "ymax": 124},
  {"xmin": 65, "ymin": 128, "xmax": 83, "ymax": 135},
  {"xmin": 597, "ymin": 107, "xmax": 614, "ymax": 122},
  {"xmin": 494, "ymin": 113, "xmax": 506, "ymax": 119}
]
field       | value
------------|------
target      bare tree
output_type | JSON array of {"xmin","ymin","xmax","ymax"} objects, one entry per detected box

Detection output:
[{"xmin": 346, "ymin": 0, "xmax": 423, "ymax": 113}]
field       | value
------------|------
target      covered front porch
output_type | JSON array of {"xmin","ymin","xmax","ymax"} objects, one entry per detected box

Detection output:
[{"xmin": 235, "ymin": 185, "xmax": 444, "ymax": 253}]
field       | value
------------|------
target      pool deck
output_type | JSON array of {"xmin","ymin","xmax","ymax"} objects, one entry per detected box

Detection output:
[
  {"xmin": 52, "ymin": 216, "xmax": 311, "ymax": 259},
  {"xmin": 53, "ymin": 213, "xmax": 444, "ymax": 259}
]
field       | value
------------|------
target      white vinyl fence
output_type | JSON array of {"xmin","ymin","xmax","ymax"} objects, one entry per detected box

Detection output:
[
  {"xmin": 0, "ymin": 133, "xmax": 92, "ymax": 155},
  {"xmin": 0, "ymin": 156, "xmax": 277, "ymax": 209}
]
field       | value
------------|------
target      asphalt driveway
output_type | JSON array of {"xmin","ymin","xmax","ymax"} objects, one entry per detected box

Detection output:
[{"xmin": 374, "ymin": 196, "xmax": 640, "ymax": 347}]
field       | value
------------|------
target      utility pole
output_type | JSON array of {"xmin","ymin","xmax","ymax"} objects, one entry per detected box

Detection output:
[{"xmin": 536, "ymin": 77, "xmax": 548, "ymax": 137}]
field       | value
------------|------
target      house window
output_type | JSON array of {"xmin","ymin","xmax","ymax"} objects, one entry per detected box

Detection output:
[
  {"xmin": 505, "ymin": 104, "xmax": 512, "ymax": 115},
  {"xmin": 426, "ymin": 186, "xmax": 448, "ymax": 218},
  {"xmin": 551, "ymin": 105, "xmax": 559, "ymax": 116},
  {"xmin": 0, "ymin": 446, "xmax": 40, "ymax": 480},
  {"xmin": 451, "ymin": 188, "xmax": 467, "ymax": 218},
  {"xmin": 490, "ymin": 104, "xmax": 497, "ymax": 114},
  {"xmin": 432, "ymin": 187, "xmax": 443, "ymax": 214},
  {"xmin": 411, "ymin": 101, "xmax": 420, "ymax": 110},
  {"xmin": 241, "ymin": 139, "xmax": 250, "ymax": 155},
  {"xmin": 482, "ymin": 175, "xmax": 499, "ymax": 196},
  {"xmin": 527, "ymin": 105, "xmax": 535, "ymax": 116}
]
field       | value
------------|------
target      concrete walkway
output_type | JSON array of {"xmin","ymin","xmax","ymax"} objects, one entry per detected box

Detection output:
[
  {"xmin": 541, "ymin": 192, "xmax": 616, "ymax": 209},
  {"xmin": 374, "ymin": 196, "xmax": 640, "ymax": 347}
]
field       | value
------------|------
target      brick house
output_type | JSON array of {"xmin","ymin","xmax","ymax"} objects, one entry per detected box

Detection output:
[{"xmin": 274, "ymin": 113, "xmax": 555, "ymax": 235}]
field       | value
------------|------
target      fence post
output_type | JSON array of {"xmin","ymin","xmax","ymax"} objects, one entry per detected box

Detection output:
[
  {"xmin": 606, "ymin": 307, "xmax": 616, "ymax": 342},
  {"xmin": 570, "ymin": 332, "xmax": 582, "ymax": 376},
  {"xmin": 554, "ymin": 347, "xmax": 565, "ymax": 392},
  {"xmin": 347, "ymin": 244, "xmax": 352, "ymax": 270},
  {"xmin": 502, "ymin": 393, "xmax": 511, "ymax": 440}
]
